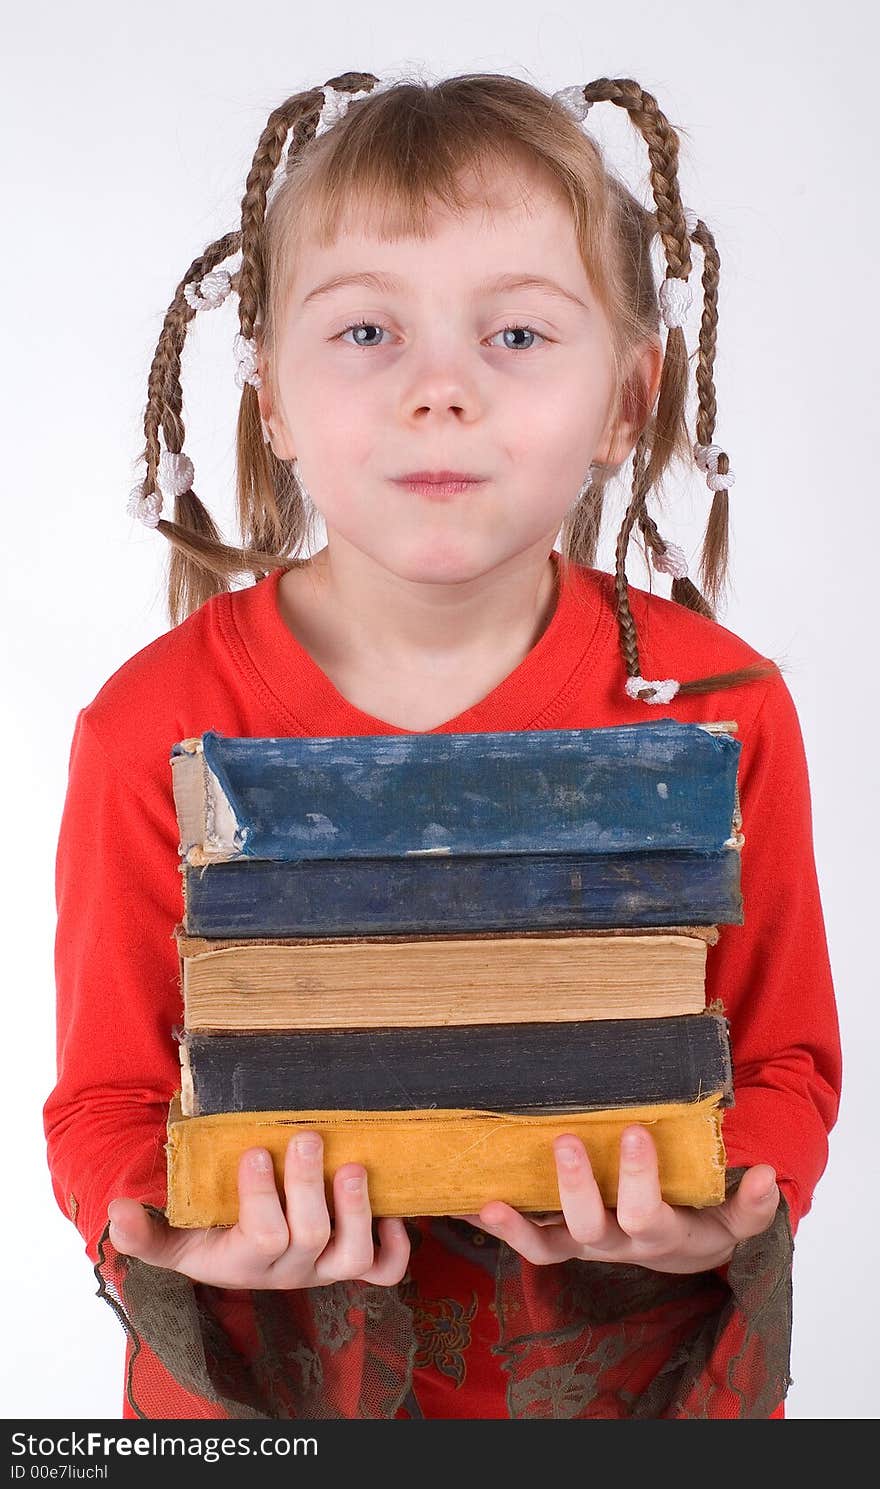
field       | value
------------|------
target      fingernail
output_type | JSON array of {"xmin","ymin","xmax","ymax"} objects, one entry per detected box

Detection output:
[
  {"xmin": 556, "ymin": 1144, "xmax": 581, "ymax": 1168},
  {"xmin": 622, "ymin": 1129, "xmax": 644, "ymax": 1158},
  {"xmin": 343, "ymin": 1173, "xmax": 364, "ymax": 1192},
  {"xmin": 249, "ymin": 1149, "xmax": 272, "ymax": 1173},
  {"xmin": 295, "ymin": 1136, "xmax": 321, "ymax": 1158},
  {"xmin": 756, "ymin": 1169, "xmax": 778, "ymax": 1200}
]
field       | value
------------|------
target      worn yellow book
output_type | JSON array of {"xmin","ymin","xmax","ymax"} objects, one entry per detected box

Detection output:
[{"xmin": 165, "ymin": 1090, "xmax": 727, "ymax": 1225}]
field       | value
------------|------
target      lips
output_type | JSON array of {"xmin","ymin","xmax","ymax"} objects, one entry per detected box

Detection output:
[
  {"xmin": 391, "ymin": 470, "xmax": 488, "ymax": 500},
  {"xmin": 394, "ymin": 470, "xmax": 486, "ymax": 483}
]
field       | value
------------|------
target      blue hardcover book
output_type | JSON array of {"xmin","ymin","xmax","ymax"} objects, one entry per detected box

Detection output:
[
  {"xmin": 171, "ymin": 720, "xmax": 742, "ymax": 865},
  {"xmin": 181, "ymin": 846, "xmax": 742, "ymax": 937}
]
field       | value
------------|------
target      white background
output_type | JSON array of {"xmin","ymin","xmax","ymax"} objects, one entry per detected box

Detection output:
[{"xmin": 2, "ymin": 0, "xmax": 876, "ymax": 1421}]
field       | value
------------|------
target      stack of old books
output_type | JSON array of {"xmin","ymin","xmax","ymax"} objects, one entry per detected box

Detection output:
[{"xmin": 165, "ymin": 720, "xmax": 743, "ymax": 1227}]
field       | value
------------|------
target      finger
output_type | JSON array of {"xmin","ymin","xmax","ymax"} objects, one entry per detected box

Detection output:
[
  {"xmin": 720, "ymin": 1166, "xmax": 780, "ymax": 1242},
  {"xmin": 472, "ymin": 1201, "xmax": 573, "ymax": 1265},
  {"xmin": 453, "ymin": 1207, "xmax": 563, "ymax": 1228},
  {"xmin": 358, "ymin": 1217, "xmax": 411, "ymax": 1286},
  {"xmin": 235, "ymin": 1147, "xmax": 290, "ymax": 1261},
  {"xmin": 614, "ymin": 1127, "xmax": 674, "ymax": 1249},
  {"xmin": 553, "ymin": 1136, "xmax": 619, "ymax": 1250},
  {"xmin": 282, "ymin": 1133, "xmax": 333, "ymax": 1259},
  {"xmin": 315, "ymin": 1164, "xmax": 376, "ymax": 1281}
]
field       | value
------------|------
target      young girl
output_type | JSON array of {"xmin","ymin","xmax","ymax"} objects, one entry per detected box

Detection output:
[{"xmin": 43, "ymin": 71, "xmax": 841, "ymax": 1421}]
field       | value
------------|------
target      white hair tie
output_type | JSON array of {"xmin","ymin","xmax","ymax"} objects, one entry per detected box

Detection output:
[
  {"xmin": 658, "ymin": 276, "xmax": 692, "ymax": 330},
  {"xmin": 126, "ymin": 485, "xmax": 162, "ymax": 528},
  {"xmin": 316, "ymin": 84, "xmax": 369, "ymax": 136},
  {"xmin": 660, "ymin": 212, "xmax": 700, "ymax": 328},
  {"xmin": 126, "ymin": 451, "xmax": 195, "ymax": 528},
  {"xmin": 694, "ymin": 441, "xmax": 735, "ymax": 492},
  {"xmin": 233, "ymin": 332, "xmax": 262, "ymax": 390},
  {"xmin": 157, "ymin": 451, "xmax": 194, "ymax": 497},
  {"xmin": 624, "ymin": 675, "xmax": 681, "ymax": 705},
  {"xmin": 315, "ymin": 78, "xmax": 396, "ymax": 137},
  {"xmin": 651, "ymin": 541, "xmax": 689, "ymax": 579},
  {"xmin": 184, "ymin": 269, "xmax": 233, "ymax": 312},
  {"xmin": 553, "ymin": 85, "xmax": 593, "ymax": 121}
]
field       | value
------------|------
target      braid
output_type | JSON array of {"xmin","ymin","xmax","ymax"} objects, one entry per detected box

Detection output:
[
  {"xmin": 138, "ymin": 78, "xmax": 383, "ymax": 627},
  {"xmin": 582, "ymin": 79, "xmax": 691, "ymax": 492},
  {"xmin": 233, "ymin": 75, "xmax": 382, "ymax": 574},
  {"xmin": 688, "ymin": 216, "xmax": 730, "ymax": 612},
  {"xmin": 613, "ymin": 435, "xmax": 653, "ymax": 692},
  {"xmin": 576, "ymin": 78, "xmax": 776, "ymax": 701}
]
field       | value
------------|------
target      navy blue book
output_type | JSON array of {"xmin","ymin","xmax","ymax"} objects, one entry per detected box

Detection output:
[{"xmin": 181, "ymin": 847, "xmax": 742, "ymax": 938}]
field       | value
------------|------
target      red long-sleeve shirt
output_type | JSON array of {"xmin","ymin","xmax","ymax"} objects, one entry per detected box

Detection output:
[{"xmin": 44, "ymin": 552, "xmax": 841, "ymax": 1418}]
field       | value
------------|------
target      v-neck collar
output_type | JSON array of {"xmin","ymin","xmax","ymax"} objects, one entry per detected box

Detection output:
[{"xmin": 220, "ymin": 548, "xmax": 613, "ymax": 736}]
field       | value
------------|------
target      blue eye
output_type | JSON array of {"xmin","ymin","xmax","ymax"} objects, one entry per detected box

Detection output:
[
  {"xmin": 489, "ymin": 324, "xmax": 547, "ymax": 351},
  {"xmin": 338, "ymin": 321, "xmax": 387, "ymax": 348},
  {"xmin": 335, "ymin": 321, "xmax": 548, "ymax": 350}
]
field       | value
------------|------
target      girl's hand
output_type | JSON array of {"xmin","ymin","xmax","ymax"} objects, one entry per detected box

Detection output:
[
  {"xmin": 107, "ymin": 1132, "xmax": 410, "ymax": 1290},
  {"xmin": 455, "ymin": 1126, "xmax": 780, "ymax": 1274}
]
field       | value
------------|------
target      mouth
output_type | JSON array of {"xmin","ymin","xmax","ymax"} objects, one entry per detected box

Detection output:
[{"xmin": 391, "ymin": 471, "xmax": 489, "ymax": 500}]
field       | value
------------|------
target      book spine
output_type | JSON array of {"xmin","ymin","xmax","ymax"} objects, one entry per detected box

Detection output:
[
  {"xmin": 165, "ymin": 1093, "xmax": 728, "ymax": 1223},
  {"xmin": 180, "ymin": 723, "xmax": 742, "ymax": 862},
  {"xmin": 182, "ymin": 849, "xmax": 743, "ymax": 937},
  {"xmin": 178, "ymin": 1011, "xmax": 733, "ymax": 1117}
]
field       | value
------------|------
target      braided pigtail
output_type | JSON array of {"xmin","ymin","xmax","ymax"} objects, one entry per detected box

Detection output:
[
  {"xmin": 130, "ymin": 230, "xmax": 288, "ymax": 626},
  {"xmin": 234, "ymin": 82, "xmax": 345, "ymax": 563},
  {"xmin": 683, "ymin": 215, "xmax": 731, "ymax": 613},
  {"xmin": 562, "ymin": 78, "xmax": 775, "ymax": 702},
  {"xmin": 129, "ymin": 74, "xmax": 384, "ymax": 627}
]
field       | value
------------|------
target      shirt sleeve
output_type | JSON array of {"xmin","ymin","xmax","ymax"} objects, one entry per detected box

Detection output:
[
  {"xmin": 43, "ymin": 708, "xmax": 184, "ymax": 1264},
  {"xmin": 705, "ymin": 671, "xmax": 842, "ymax": 1236}
]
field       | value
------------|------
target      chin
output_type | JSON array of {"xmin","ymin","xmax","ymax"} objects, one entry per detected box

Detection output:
[{"xmin": 392, "ymin": 540, "xmax": 494, "ymax": 585}]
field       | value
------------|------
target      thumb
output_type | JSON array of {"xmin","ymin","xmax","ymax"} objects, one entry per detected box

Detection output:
[
  {"xmin": 107, "ymin": 1198, "xmax": 166, "ymax": 1262},
  {"xmin": 725, "ymin": 1166, "xmax": 780, "ymax": 1238}
]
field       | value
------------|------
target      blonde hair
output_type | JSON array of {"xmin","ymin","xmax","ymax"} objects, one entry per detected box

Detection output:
[{"xmin": 137, "ymin": 71, "xmax": 777, "ymax": 699}]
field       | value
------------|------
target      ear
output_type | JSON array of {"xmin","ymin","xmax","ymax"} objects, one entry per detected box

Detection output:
[
  {"xmin": 593, "ymin": 337, "xmax": 664, "ymax": 467},
  {"xmin": 255, "ymin": 359, "xmax": 296, "ymax": 460}
]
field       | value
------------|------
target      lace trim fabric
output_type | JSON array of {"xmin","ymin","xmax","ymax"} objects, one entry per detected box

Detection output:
[{"xmin": 93, "ymin": 1168, "xmax": 793, "ymax": 1419}]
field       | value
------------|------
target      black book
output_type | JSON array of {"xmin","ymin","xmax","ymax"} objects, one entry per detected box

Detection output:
[{"xmin": 176, "ymin": 1010, "xmax": 733, "ymax": 1116}]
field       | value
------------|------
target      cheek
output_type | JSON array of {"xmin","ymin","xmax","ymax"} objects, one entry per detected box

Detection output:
[
  {"xmin": 504, "ymin": 400, "xmax": 598, "ymax": 470},
  {"xmin": 295, "ymin": 407, "xmax": 379, "ymax": 482}
]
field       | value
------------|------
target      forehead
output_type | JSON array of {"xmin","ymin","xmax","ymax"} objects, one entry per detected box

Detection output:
[{"xmin": 289, "ymin": 163, "xmax": 584, "ymax": 297}]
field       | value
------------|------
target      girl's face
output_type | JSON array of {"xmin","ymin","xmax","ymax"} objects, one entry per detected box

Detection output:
[{"xmin": 259, "ymin": 162, "xmax": 661, "ymax": 584}]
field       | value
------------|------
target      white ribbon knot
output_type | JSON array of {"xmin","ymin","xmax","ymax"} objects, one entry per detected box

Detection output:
[
  {"xmin": 651, "ymin": 541, "xmax": 689, "ymax": 579},
  {"xmin": 126, "ymin": 452, "xmax": 195, "ymax": 527},
  {"xmin": 694, "ymin": 442, "xmax": 735, "ymax": 492},
  {"xmin": 233, "ymin": 333, "xmax": 262, "ymax": 390},
  {"xmin": 624, "ymin": 674, "xmax": 681, "ymax": 705},
  {"xmin": 552, "ymin": 85, "xmax": 593, "ymax": 121},
  {"xmin": 184, "ymin": 269, "xmax": 233, "ymax": 312}
]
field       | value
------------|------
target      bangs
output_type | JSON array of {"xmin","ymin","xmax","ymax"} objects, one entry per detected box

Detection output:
[{"xmin": 264, "ymin": 77, "xmax": 617, "ymax": 335}]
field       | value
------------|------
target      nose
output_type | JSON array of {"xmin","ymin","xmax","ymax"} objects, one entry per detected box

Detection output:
[{"xmin": 401, "ymin": 347, "xmax": 482, "ymax": 422}]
